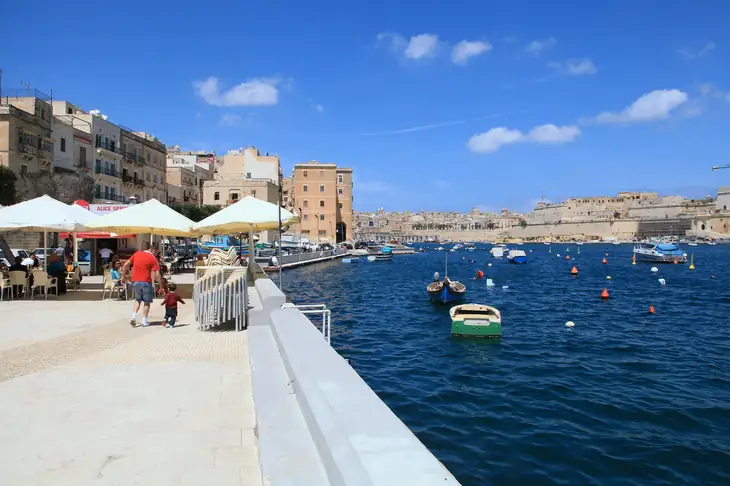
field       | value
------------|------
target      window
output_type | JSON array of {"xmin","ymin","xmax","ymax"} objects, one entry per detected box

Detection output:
[
  {"xmin": 303, "ymin": 170, "xmax": 308, "ymax": 178},
  {"xmin": 319, "ymin": 214, "xmax": 325, "ymax": 221},
  {"xmin": 252, "ymin": 190, "xmax": 256, "ymax": 197},
  {"xmin": 104, "ymin": 136, "xmax": 109, "ymax": 147},
  {"xmin": 20, "ymin": 165, "xmax": 28, "ymax": 175},
  {"xmin": 154, "ymin": 174, "xmax": 157, "ymax": 183},
  {"xmin": 319, "ymin": 185, "xmax": 324, "ymax": 192},
  {"xmin": 320, "ymin": 170, "xmax": 324, "ymax": 177},
  {"xmin": 338, "ymin": 188, "xmax": 343, "ymax": 195},
  {"xmin": 246, "ymin": 172, "xmax": 251, "ymax": 178},
  {"xmin": 338, "ymin": 174, "xmax": 343, "ymax": 183},
  {"xmin": 110, "ymin": 140, "xmax": 116, "ymax": 152},
  {"xmin": 104, "ymin": 161, "xmax": 110, "ymax": 172},
  {"xmin": 60, "ymin": 138, "xmax": 66, "ymax": 152},
  {"xmin": 303, "ymin": 185, "xmax": 308, "ymax": 192},
  {"xmin": 67, "ymin": 107, "xmax": 72, "ymax": 114},
  {"xmin": 319, "ymin": 230, "xmax": 326, "ymax": 235},
  {"xmin": 303, "ymin": 200, "xmax": 308, "ymax": 208},
  {"xmin": 104, "ymin": 186, "xmax": 110, "ymax": 199},
  {"xmin": 231, "ymin": 193, "xmax": 239, "ymax": 201},
  {"xmin": 338, "ymin": 203, "xmax": 343, "ymax": 209},
  {"xmin": 214, "ymin": 192, "xmax": 220, "ymax": 201},
  {"xmin": 319, "ymin": 200, "xmax": 325, "ymax": 207},
  {"xmin": 303, "ymin": 214, "xmax": 308, "ymax": 221},
  {"xmin": 110, "ymin": 187, "xmax": 116, "ymax": 198}
]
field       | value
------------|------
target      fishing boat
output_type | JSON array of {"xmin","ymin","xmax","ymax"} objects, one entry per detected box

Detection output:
[
  {"xmin": 450, "ymin": 304, "xmax": 502, "ymax": 337},
  {"xmin": 342, "ymin": 257, "xmax": 362, "ymax": 263},
  {"xmin": 612, "ymin": 241, "xmax": 621, "ymax": 246},
  {"xmin": 426, "ymin": 253, "xmax": 466, "ymax": 303},
  {"xmin": 465, "ymin": 243, "xmax": 476, "ymax": 251},
  {"xmin": 507, "ymin": 249, "xmax": 527, "ymax": 264},
  {"xmin": 688, "ymin": 241, "xmax": 698, "ymax": 247},
  {"xmin": 633, "ymin": 239, "xmax": 687, "ymax": 263},
  {"xmin": 374, "ymin": 252, "xmax": 392, "ymax": 261},
  {"xmin": 350, "ymin": 248, "xmax": 369, "ymax": 256},
  {"xmin": 490, "ymin": 244, "xmax": 508, "ymax": 258}
]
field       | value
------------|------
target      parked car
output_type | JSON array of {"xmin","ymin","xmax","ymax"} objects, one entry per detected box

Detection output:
[{"xmin": 32, "ymin": 248, "xmax": 55, "ymax": 263}]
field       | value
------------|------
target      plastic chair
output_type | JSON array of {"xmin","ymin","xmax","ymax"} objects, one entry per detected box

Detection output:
[
  {"xmin": 9, "ymin": 270, "xmax": 29, "ymax": 299},
  {"xmin": 0, "ymin": 274, "xmax": 12, "ymax": 301},
  {"xmin": 102, "ymin": 269, "xmax": 126, "ymax": 300},
  {"xmin": 66, "ymin": 267, "xmax": 82, "ymax": 291},
  {"xmin": 30, "ymin": 270, "xmax": 58, "ymax": 300}
]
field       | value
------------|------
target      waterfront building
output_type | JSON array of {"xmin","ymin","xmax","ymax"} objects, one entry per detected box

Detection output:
[
  {"xmin": 202, "ymin": 146, "xmax": 279, "ymax": 207},
  {"xmin": 166, "ymin": 145, "xmax": 215, "ymax": 205},
  {"xmin": 290, "ymin": 161, "xmax": 353, "ymax": 243},
  {"xmin": 0, "ymin": 90, "xmax": 54, "ymax": 174}
]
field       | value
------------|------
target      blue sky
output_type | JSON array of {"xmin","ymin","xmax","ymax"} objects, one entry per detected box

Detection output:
[{"xmin": 4, "ymin": 0, "xmax": 730, "ymax": 212}]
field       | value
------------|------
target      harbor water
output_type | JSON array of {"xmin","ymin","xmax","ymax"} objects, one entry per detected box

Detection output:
[{"xmin": 283, "ymin": 244, "xmax": 730, "ymax": 486}]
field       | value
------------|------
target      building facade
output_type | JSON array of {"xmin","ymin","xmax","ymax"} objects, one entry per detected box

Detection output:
[
  {"xmin": 166, "ymin": 146, "xmax": 215, "ymax": 204},
  {"xmin": 0, "ymin": 91, "xmax": 54, "ymax": 174},
  {"xmin": 202, "ymin": 146, "xmax": 280, "ymax": 207},
  {"xmin": 290, "ymin": 161, "xmax": 353, "ymax": 243}
]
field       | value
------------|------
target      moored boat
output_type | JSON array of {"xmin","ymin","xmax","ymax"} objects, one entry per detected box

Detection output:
[
  {"xmin": 507, "ymin": 249, "xmax": 527, "ymax": 264},
  {"xmin": 342, "ymin": 257, "xmax": 362, "ymax": 263},
  {"xmin": 450, "ymin": 304, "xmax": 502, "ymax": 337},
  {"xmin": 427, "ymin": 277, "xmax": 467, "ymax": 303},
  {"xmin": 633, "ymin": 239, "xmax": 687, "ymax": 263},
  {"xmin": 490, "ymin": 244, "xmax": 508, "ymax": 258}
]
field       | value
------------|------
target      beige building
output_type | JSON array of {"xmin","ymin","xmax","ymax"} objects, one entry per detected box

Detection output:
[
  {"xmin": 290, "ymin": 162, "xmax": 353, "ymax": 243},
  {"xmin": 166, "ymin": 166, "xmax": 197, "ymax": 204},
  {"xmin": 0, "ymin": 91, "xmax": 54, "ymax": 174},
  {"xmin": 166, "ymin": 146, "xmax": 215, "ymax": 204},
  {"xmin": 202, "ymin": 146, "xmax": 280, "ymax": 207},
  {"xmin": 51, "ymin": 101, "xmax": 167, "ymax": 203},
  {"xmin": 282, "ymin": 176, "xmax": 293, "ymax": 211}
]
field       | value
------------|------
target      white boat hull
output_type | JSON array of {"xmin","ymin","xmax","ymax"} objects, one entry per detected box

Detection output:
[{"xmin": 633, "ymin": 250, "xmax": 687, "ymax": 263}]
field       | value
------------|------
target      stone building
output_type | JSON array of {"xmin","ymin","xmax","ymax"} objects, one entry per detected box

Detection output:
[
  {"xmin": 288, "ymin": 162, "xmax": 353, "ymax": 243},
  {"xmin": 166, "ymin": 146, "xmax": 214, "ymax": 204},
  {"xmin": 202, "ymin": 147, "xmax": 279, "ymax": 207},
  {"xmin": 0, "ymin": 90, "xmax": 54, "ymax": 174}
]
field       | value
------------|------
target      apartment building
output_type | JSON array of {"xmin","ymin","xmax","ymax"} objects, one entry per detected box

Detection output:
[
  {"xmin": 166, "ymin": 146, "xmax": 215, "ymax": 204},
  {"xmin": 0, "ymin": 90, "xmax": 54, "ymax": 174},
  {"xmin": 122, "ymin": 130, "xmax": 167, "ymax": 203},
  {"xmin": 282, "ymin": 176, "xmax": 293, "ymax": 211},
  {"xmin": 290, "ymin": 161, "xmax": 353, "ymax": 243},
  {"xmin": 202, "ymin": 146, "xmax": 279, "ymax": 207}
]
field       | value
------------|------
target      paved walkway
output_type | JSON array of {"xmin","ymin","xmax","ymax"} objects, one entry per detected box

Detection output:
[{"xmin": 0, "ymin": 299, "xmax": 262, "ymax": 485}]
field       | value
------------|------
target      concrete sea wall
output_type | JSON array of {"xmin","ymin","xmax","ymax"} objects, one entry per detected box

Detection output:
[{"xmin": 248, "ymin": 278, "xmax": 461, "ymax": 485}]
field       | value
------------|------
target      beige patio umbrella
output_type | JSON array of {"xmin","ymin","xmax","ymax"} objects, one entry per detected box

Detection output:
[
  {"xmin": 84, "ymin": 199, "xmax": 197, "ymax": 237},
  {"xmin": 193, "ymin": 196, "xmax": 298, "ymax": 277}
]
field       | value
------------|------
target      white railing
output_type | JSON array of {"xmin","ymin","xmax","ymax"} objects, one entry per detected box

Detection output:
[
  {"xmin": 281, "ymin": 303, "xmax": 331, "ymax": 344},
  {"xmin": 194, "ymin": 266, "xmax": 248, "ymax": 331}
]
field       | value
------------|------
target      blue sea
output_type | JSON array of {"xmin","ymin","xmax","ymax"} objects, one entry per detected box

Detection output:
[{"xmin": 283, "ymin": 244, "xmax": 730, "ymax": 486}]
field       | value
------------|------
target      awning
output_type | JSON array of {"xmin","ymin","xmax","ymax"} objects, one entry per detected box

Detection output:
[{"xmin": 60, "ymin": 232, "xmax": 135, "ymax": 239}]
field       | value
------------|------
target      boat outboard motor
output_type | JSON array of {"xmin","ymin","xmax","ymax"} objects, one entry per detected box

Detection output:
[{"xmin": 433, "ymin": 272, "xmax": 440, "ymax": 282}]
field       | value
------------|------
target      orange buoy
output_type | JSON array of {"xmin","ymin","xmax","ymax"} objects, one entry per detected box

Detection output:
[
  {"xmin": 673, "ymin": 259, "xmax": 678, "ymax": 264},
  {"xmin": 565, "ymin": 255, "xmax": 571, "ymax": 260},
  {"xmin": 600, "ymin": 288, "xmax": 609, "ymax": 299},
  {"xmin": 649, "ymin": 305, "xmax": 655, "ymax": 314},
  {"xmin": 476, "ymin": 270, "xmax": 484, "ymax": 279},
  {"xmin": 602, "ymin": 257, "xmax": 607, "ymax": 264},
  {"xmin": 571, "ymin": 266, "xmax": 578, "ymax": 275}
]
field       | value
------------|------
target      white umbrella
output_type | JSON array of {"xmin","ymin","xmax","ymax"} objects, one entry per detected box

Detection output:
[
  {"xmin": 193, "ymin": 196, "xmax": 298, "ymax": 277},
  {"xmin": 84, "ymin": 199, "xmax": 196, "ymax": 236},
  {"xmin": 0, "ymin": 195, "xmax": 99, "ymax": 270}
]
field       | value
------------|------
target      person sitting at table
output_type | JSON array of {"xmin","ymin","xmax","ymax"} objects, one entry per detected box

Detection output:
[
  {"xmin": 9, "ymin": 256, "xmax": 28, "ymax": 298},
  {"xmin": 46, "ymin": 254, "xmax": 67, "ymax": 295}
]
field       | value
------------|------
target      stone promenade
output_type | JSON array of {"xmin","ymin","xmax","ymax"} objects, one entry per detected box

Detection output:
[{"xmin": 0, "ymin": 297, "xmax": 262, "ymax": 486}]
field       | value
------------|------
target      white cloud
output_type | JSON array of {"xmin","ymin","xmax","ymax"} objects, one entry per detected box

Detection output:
[
  {"xmin": 525, "ymin": 37, "xmax": 556, "ymax": 56},
  {"xmin": 313, "ymin": 103, "xmax": 324, "ymax": 113},
  {"xmin": 548, "ymin": 58, "xmax": 597, "ymax": 76},
  {"xmin": 377, "ymin": 32, "xmax": 439, "ymax": 60},
  {"xmin": 591, "ymin": 89, "xmax": 689, "ymax": 124},
  {"xmin": 218, "ymin": 113, "xmax": 243, "ymax": 126},
  {"xmin": 451, "ymin": 40, "xmax": 492, "ymax": 65},
  {"xmin": 193, "ymin": 76, "xmax": 280, "ymax": 106},
  {"xmin": 678, "ymin": 42, "xmax": 716, "ymax": 59},
  {"xmin": 467, "ymin": 124, "xmax": 580, "ymax": 154}
]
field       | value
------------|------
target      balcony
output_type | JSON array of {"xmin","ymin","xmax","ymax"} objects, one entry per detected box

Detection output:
[
  {"xmin": 94, "ymin": 191, "xmax": 126, "ymax": 203},
  {"xmin": 123, "ymin": 151, "xmax": 145, "ymax": 166},
  {"xmin": 94, "ymin": 166, "xmax": 120, "ymax": 178},
  {"xmin": 95, "ymin": 140, "xmax": 123, "ymax": 158},
  {"xmin": 133, "ymin": 177, "xmax": 144, "ymax": 187},
  {"xmin": 21, "ymin": 145, "xmax": 37, "ymax": 156},
  {"xmin": 75, "ymin": 161, "xmax": 92, "ymax": 173}
]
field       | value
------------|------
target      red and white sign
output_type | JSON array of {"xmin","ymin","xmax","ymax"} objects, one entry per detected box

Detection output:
[{"xmin": 63, "ymin": 200, "xmax": 135, "ymax": 239}]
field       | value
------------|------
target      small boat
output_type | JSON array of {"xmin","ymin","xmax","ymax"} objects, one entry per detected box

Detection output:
[
  {"xmin": 450, "ymin": 304, "xmax": 502, "ymax": 337},
  {"xmin": 427, "ymin": 276, "xmax": 467, "ymax": 303},
  {"xmin": 465, "ymin": 243, "xmax": 476, "ymax": 251},
  {"xmin": 612, "ymin": 241, "xmax": 621, "ymax": 246},
  {"xmin": 374, "ymin": 253, "xmax": 392, "ymax": 261},
  {"xmin": 436, "ymin": 246, "xmax": 444, "ymax": 251},
  {"xmin": 366, "ymin": 255, "xmax": 377, "ymax": 262},
  {"xmin": 633, "ymin": 239, "xmax": 687, "ymax": 263},
  {"xmin": 426, "ymin": 253, "xmax": 466, "ymax": 303},
  {"xmin": 350, "ymin": 249, "xmax": 369, "ymax": 256},
  {"xmin": 688, "ymin": 242, "xmax": 698, "ymax": 247},
  {"xmin": 342, "ymin": 257, "xmax": 362, "ymax": 263},
  {"xmin": 490, "ymin": 244, "xmax": 508, "ymax": 258},
  {"xmin": 507, "ymin": 249, "xmax": 527, "ymax": 264},
  {"xmin": 576, "ymin": 241, "xmax": 584, "ymax": 246}
]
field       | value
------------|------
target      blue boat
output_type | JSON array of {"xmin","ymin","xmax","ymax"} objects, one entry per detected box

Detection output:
[
  {"xmin": 197, "ymin": 236, "xmax": 246, "ymax": 256},
  {"xmin": 426, "ymin": 253, "xmax": 467, "ymax": 303},
  {"xmin": 507, "ymin": 249, "xmax": 527, "ymax": 264}
]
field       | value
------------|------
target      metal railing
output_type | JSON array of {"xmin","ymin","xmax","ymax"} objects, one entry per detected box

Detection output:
[
  {"xmin": 94, "ymin": 166, "xmax": 120, "ymax": 177},
  {"xmin": 281, "ymin": 303, "xmax": 331, "ymax": 344},
  {"xmin": 194, "ymin": 266, "xmax": 248, "ymax": 331}
]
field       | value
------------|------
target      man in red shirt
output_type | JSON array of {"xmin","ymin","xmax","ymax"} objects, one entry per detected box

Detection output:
[{"xmin": 121, "ymin": 245, "xmax": 162, "ymax": 327}]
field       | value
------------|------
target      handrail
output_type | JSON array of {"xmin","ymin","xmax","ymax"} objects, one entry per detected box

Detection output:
[{"xmin": 281, "ymin": 303, "xmax": 331, "ymax": 344}]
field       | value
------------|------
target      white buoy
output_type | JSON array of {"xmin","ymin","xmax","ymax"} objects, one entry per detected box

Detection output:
[
  {"xmin": 565, "ymin": 321, "xmax": 575, "ymax": 328},
  {"xmin": 658, "ymin": 278, "xmax": 666, "ymax": 286},
  {"xmin": 606, "ymin": 276, "xmax": 612, "ymax": 280},
  {"xmin": 488, "ymin": 263, "xmax": 492, "ymax": 267},
  {"xmin": 486, "ymin": 278, "xmax": 495, "ymax": 287},
  {"xmin": 502, "ymin": 285, "xmax": 509, "ymax": 289},
  {"xmin": 651, "ymin": 267, "xmax": 658, "ymax": 273},
  {"xmin": 557, "ymin": 254, "xmax": 561, "ymax": 258}
]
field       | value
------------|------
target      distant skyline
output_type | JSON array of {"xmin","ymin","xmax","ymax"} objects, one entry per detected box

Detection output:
[{"xmin": 2, "ymin": 0, "xmax": 729, "ymax": 212}]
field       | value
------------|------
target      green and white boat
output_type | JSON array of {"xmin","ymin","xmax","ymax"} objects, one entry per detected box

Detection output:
[{"xmin": 449, "ymin": 304, "xmax": 502, "ymax": 338}]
